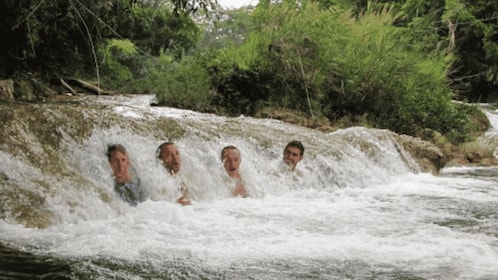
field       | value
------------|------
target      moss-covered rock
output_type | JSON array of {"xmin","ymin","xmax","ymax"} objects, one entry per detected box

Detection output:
[
  {"xmin": 0, "ymin": 79, "xmax": 14, "ymax": 101},
  {"xmin": 14, "ymin": 79, "xmax": 37, "ymax": 102}
]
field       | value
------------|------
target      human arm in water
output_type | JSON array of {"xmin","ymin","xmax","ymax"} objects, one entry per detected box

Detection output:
[
  {"xmin": 176, "ymin": 181, "xmax": 191, "ymax": 205},
  {"xmin": 232, "ymin": 179, "xmax": 248, "ymax": 198}
]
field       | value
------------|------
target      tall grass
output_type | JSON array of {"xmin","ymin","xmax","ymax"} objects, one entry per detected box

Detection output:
[
  {"xmin": 212, "ymin": 1, "xmax": 473, "ymax": 142},
  {"xmin": 101, "ymin": 1, "xmax": 483, "ymax": 143}
]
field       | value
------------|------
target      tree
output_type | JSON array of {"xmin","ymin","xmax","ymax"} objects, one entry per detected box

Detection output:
[
  {"xmin": 379, "ymin": 0, "xmax": 498, "ymax": 101},
  {"xmin": 0, "ymin": 0, "xmax": 217, "ymax": 81},
  {"xmin": 197, "ymin": 7, "xmax": 255, "ymax": 50},
  {"xmin": 0, "ymin": 0, "xmax": 112, "ymax": 78},
  {"xmin": 443, "ymin": 0, "xmax": 498, "ymax": 101}
]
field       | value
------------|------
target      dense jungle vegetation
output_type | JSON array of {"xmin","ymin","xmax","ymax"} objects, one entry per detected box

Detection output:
[{"xmin": 1, "ymin": 0, "xmax": 497, "ymax": 145}]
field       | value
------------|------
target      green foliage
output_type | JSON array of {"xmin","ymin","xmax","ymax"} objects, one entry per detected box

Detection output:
[
  {"xmin": 0, "ymin": 0, "xmax": 210, "ymax": 80},
  {"xmin": 448, "ymin": 103, "xmax": 488, "ymax": 143},
  {"xmin": 215, "ymin": 1, "xmax": 350, "ymax": 116},
  {"xmin": 182, "ymin": 0, "xmax": 474, "ymax": 143},
  {"xmin": 198, "ymin": 8, "xmax": 256, "ymax": 50},
  {"xmin": 327, "ymin": 10, "xmax": 465, "ymax": 137},
  {"xmin": 99, "ymin": 39, "xmax": 137, "ymax": 89},
  {"xmin": 168, "ymin": 0, "xmax": 218, "ymax": 15},
  {"xmin": 118, "ymin": 53, "xmax": 173, "ymax": 94},
  {"xmin": 119, "ymin": 5, "xmax": 200, "ymax": 58},
  {"xmin": 0, "ymin": 0, "xmax": 114, "ymax": 78},
  {"xmin": 154, "ymin": 56, "xmax": 213, "ymax": 110},
  {"xmin": 13, "ymin": 78, "xmax": 36, "ymax": 102},
  {"xmin": 395, "ymin": 0, "xmax": 498, "ymax": 101},
  {"xmin": 2, "ymin": 0, "xmax": 492, "ymax": 145},
  {"xmin": 106, "ymin": 39, "xmax": 138, "ymax": 56}
]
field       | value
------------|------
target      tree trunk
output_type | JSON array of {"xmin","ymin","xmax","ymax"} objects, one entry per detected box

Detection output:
[{"xmin": 67, "ymin": 79, "xmax": 115, "ymax": 95}]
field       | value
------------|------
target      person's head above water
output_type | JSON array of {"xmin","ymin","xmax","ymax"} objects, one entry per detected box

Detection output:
[
  {"xmin": 157, "ymin": 142, "xmax": 181, "ymax": 175},
  {"xmin": 221, "ymin": 145, "xmax": 247, "ymax": 197},
  {"xmin": 107, "ymin": 144, "xmax": 132, "ymax": 183},
  {"xmin": 283, "ymin": 140, "xmax": 304, "ymax": 171},
  {"xmin": 221, "ymin": 145, "xmax": 241, "ymax": 179}
]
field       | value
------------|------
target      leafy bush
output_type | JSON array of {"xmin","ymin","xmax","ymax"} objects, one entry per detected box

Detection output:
[
  {"xmin": 154, "ymin": 56, "xmax": 213, "ymax": 110},
  {"xmin": 148, "ymin": 1, "xmax": 483, "ymax": 143},
  {"xmin": 198, "ymin": 1, "xmax": 476, "ymax": 142},
  {"xmin": 99, "ymin": 39, "xmax": 137, "ymax": 89},
  {"xmin": 326, "ymin": 10, "xmax": 462, "ymax": 136}
]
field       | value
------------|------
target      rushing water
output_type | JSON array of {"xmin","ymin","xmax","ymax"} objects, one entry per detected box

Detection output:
[{"xmin": 1, "ymin": 95, "xmax": 498, "ymax": 280}]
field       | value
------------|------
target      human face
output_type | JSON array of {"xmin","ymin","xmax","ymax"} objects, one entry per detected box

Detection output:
[
  {"xmin": 160, "ymin": 144, "xmax": 181, "ymax": 174},
  {"xmin": 283, "ymin": 146, "xmax": 303, "ymax": 171},
  {"xmin": 109, "ymin": 150, "xmax": 130, "ymax": 183},
  {"xmin": 223, "ymin": 149, "xmax": 241, "ymax": 179}
]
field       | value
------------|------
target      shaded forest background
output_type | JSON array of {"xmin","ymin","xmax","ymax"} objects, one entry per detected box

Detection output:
[{"xmin": 1, "ymin": 0, "xmax": 497, "ymax": 146}]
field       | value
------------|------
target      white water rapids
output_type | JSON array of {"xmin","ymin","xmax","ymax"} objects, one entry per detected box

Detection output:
[{"xmin": 1, "ymin": 95, "xmax": 498, "ymax": 279}]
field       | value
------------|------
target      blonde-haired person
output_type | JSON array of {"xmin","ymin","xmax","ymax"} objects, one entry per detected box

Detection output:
[
  {"xmin": 221, "ymin": 145, "xmax": 248, "ymax": 198},
  {"xmin": 107, "ymin": 144, "xmax": 146, "ymax": 206}
]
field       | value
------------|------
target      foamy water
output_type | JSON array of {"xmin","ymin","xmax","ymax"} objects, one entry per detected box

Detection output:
[{"xmin": 1, "ymin": 95, "xmax": 497, "ymax": 279}]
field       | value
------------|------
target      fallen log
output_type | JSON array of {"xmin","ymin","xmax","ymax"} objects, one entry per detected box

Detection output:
[
  {"xmin": 59, "ymin": 78, "xmax": 78, "ymax": 95},
  {"xmin": 67, "ymin": 79, "xmax": 115, "ymax": 95}
]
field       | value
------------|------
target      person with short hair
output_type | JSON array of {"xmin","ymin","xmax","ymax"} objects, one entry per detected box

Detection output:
[
  {"xmin": 221, "ymin": 145, "xmax": 248, "ymax": 198},
  {"xmin": 157, "ymin": 141, "xmax": 181, "ymax": 175},
  {"xmin": 157, "ymin": 142, "xmax": 190, "ymax": 205},
  {"xmin": 281, "ymin": 140, "xmax": 305, "ymax": 176},
  {"xmin": 107, "ymin": 144, "xmax": 146, "ymax": 206}
]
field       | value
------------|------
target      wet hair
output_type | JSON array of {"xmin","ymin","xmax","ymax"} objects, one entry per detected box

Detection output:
[
  {"xmin": 221, "ymin": 145, "xmax": 239, "ymax": 161},
  {"xmin": 156, "ymin": 141, "xmax": 175, "ymax": 159},
  {"xmin": 284, "ymin": 140, "xmax": 305, "ymax": 156},
  {"xmin": 107, "ymin": 144, "xmax": 128, "ymax": 161}
]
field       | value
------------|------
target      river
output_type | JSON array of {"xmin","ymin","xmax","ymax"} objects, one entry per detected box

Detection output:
[{"xmin": 1, "ymin": 95, "xmax": 497, "ymax": 279}]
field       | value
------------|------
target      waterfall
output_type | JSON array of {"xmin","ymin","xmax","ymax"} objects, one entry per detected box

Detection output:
[
  {"xmin": 0, "ymin": 94, "xmax": 418, "ymax": 228},
  {"xmin": 1, "ymin": 95, "xmax": 497, "ymax": 279}
]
